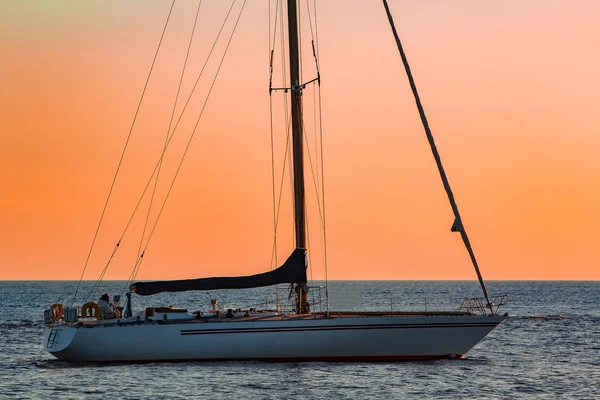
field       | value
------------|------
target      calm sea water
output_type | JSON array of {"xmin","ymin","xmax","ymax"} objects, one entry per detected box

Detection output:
[{"xmin": 0, "ymin": 281, "xmax": 598, "ymax": 399}]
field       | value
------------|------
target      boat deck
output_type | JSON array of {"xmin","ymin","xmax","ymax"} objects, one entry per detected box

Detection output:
[
  {"xmin": 204, "ymin": 311, "xmax": 472, "ymax": 323},
  {"xmin": 73, "ymin": 310, "xmax": 474, "ymax": 328}
]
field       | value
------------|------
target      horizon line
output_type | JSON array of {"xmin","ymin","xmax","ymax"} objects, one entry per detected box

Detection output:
[{"xmin": 0, "ymin": 279, "xmax": 598, "ymax": 282}]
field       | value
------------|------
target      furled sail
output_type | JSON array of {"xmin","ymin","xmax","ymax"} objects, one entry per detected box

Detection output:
[{"xmin": 130, "ymin": 248, "xmax": 307, "ymax": 296}]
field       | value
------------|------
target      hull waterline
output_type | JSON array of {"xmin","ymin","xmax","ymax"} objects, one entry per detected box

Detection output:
[{"xmin": 44, "ymin": 314, "xmax": 506, "ymax": 363}]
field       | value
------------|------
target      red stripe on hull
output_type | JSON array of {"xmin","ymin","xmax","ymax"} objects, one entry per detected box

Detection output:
[{"xmin": 60, "ymin": 354, "xmax": 464, "ymax": 364}]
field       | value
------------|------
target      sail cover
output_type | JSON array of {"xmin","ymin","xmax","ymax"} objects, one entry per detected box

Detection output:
[{"xmin": 131, "ymin": 248, "xmax": 307, "ymax": 296}]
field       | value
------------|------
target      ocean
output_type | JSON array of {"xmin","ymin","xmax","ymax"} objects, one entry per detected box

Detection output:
[{"xmin": 0, "ymin": 280, "xmax": 598, "ymax": 399}]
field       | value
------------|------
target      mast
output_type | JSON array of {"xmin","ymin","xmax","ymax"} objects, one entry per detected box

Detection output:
[
  {"xmin": 287, "ymin": 0, "xmax": 305, "ymax": 250},
  {"xmin": 287, "ymin": 0, "xmax": 308, "ymax": 312},
  {"xmin": 382, "ymin": 0, "xmax": 493, "ymax": 313}
]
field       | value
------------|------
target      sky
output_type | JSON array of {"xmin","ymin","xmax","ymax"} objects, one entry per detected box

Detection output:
[{"xmin": 0, "ymin": 0, "xmax": 598, "ymax": 281}]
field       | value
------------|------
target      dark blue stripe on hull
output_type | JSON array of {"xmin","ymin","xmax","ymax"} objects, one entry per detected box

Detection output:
[{"xmin": 180, "ymin": 322, "xmax": 499, "ymax": 335}]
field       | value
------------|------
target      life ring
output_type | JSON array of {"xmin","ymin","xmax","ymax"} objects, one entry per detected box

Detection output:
[
  {"xmin": 81, "ymin": 302, "xmax": 100, "ymax": 319},
  {"xmin": 50, "ymin": 303, "xmax": 64, "ymax": 321}
]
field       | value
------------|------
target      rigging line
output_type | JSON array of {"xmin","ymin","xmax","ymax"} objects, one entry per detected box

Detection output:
[
  {"xmin": 90, "ymin": 0, "xmax": 208, "ymax": 294},
  {"xmin": 269, "ymin": 95, "xmax": 278, "ymax": 269},
  {"xmin": 294, "ymin": 1, "xmax": 321, "ymax": 201},
  {"xmin": 302, "ymin": 84, "xmax": 324, "ymax": 279},
  {"xmin": 317, "ymin": 77, "xmax": 329, "ymax": 316},
  {"xmin": 278, "ymin": 0, "xmax": 295, "ymax": 249},
  {"xmin": 268, "ymin": 0, "xmax": 280, "ymax": 270},
  {"xmin": 124, "ymin": 249, "xmax": 146, "ymax": 295},
  {"xmin": 302, "ymin": 2, "xmax": 320, "ymax": 194},
  {"xmin": 308, "ymin": 8, "xmax": 322, "ymax": 195},
  {"xmin": 268, "ymin": 5, "xmax": 298, "ymax": 269},
  {"xmin": 88, "ymin": 157, "xmax": 163, "ymax": 298},
  {"xmin": 304, "ymin": 0, "xmax": 316, "ymax": 52},
  {"xmin": 304, "ymin": 0, "xmax": 314, "ymax": 40},
  {"xmin": 287, "ymin": 119, "xmax": 295, "ymax": 250},
  {"xmin": 85, "ymin": 0, "xmax": 238, "ymax": 295},
  {"xmin": 266, "ymin": 0, "xmax": 276, "ymax": 298},
  {"xmin": 129, "ymin": 0, "xmax": 248, "ymax": 284},
  {"xmin": 305, "ymin": 202, "xmax": 313, "ymax": 284},
  {"xmin": 267, "ymin": 3, "xmax": 277, "ymax": 90},
  {"xmin": 267, "ymin": 0, "xmax": 280, "ymax": 90},
  {"xmin": 300, "ymin": 92, "xmax": 327, "ymax": 291},
  {"xmin": 85, "ymin": 242, "xmax": 120, "ymax": 302},
  {"xmin": 135, "ymin": 0, "xmax": 203, "ymax": 277},
  {"xmin": 310, "ymin": 83, "xmax": 320, "ymax": 197},
  {"xmin": 128, "ymin": 0, "xmax": 238, "ymax": 200},
  {"xmin": 312, "ymin": 0, "xmax": 327, "ymax": 316},
  {"xmin": 270, "ymin": 0, "xmax": 280, "ymax": 54},
  {"xmin": 312, "ymin": 0, "xmax": 320, "ymax": 61},
  {"xmin": 381, "ymin": 0, "xmax": 492, "ymax": 312},
  {"xmin": 268, "ymin": 107, "xmax": 293, "ymax": 270},
  {"xmin": 301, "ymin": 100, "xmax": 325, "ymax": 232},
  {"xmin": 312, "ymin": 84, "xmax": 325, "ymax": 274},
  {"xmin": 278, "ymin": 0, "xmax": 286, "ymax": 75},
  {"xmin": 71, "ymin": 0, "xmax": 176, "ymax": 306},
  {"xmin": 150, "ymin": 0, "xmax": 238, "ymax": 165}
]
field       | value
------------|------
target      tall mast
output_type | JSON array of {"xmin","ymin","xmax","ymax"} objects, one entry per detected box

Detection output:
[
  {"xmin": 287, "ymin": 0, "xmax": 306, "ymax": 252},
  {"xmin": 287, "ymin": 0, "xmax": 308, "ymax": 312}
]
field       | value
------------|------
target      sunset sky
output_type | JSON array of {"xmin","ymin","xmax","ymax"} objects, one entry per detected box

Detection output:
[{"xmin": 1, "ymin": 0, "xmax": 598, "ymax": 281}]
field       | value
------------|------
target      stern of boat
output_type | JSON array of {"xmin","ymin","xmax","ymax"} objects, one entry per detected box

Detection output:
[{"xmin": 43, "ymin": 325, "xmax": 77, "ymax": 359}]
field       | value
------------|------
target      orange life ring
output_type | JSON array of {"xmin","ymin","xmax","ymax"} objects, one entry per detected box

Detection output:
[
  {"xmin": 81, "ymin": 302, "xmax": 100, "ymax": 319},
  {"xmin": 50, "ymin": 303, "xmax": 64, "ymax": 321}
]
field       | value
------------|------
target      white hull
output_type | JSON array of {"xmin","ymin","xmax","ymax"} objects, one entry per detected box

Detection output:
[{"xmin": 44, "ymin": 314, "xmax": 506, "ymax": 362}]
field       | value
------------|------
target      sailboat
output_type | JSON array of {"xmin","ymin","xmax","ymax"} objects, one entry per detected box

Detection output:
[{"xmin": 43, "ymin": 0, "xmax": 507, "ymax": 362}]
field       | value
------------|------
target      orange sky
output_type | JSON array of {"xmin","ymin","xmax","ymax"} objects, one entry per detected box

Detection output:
[{"xmin": 0, "ymin": 1, "xmax": 598, "ymax": 281}]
